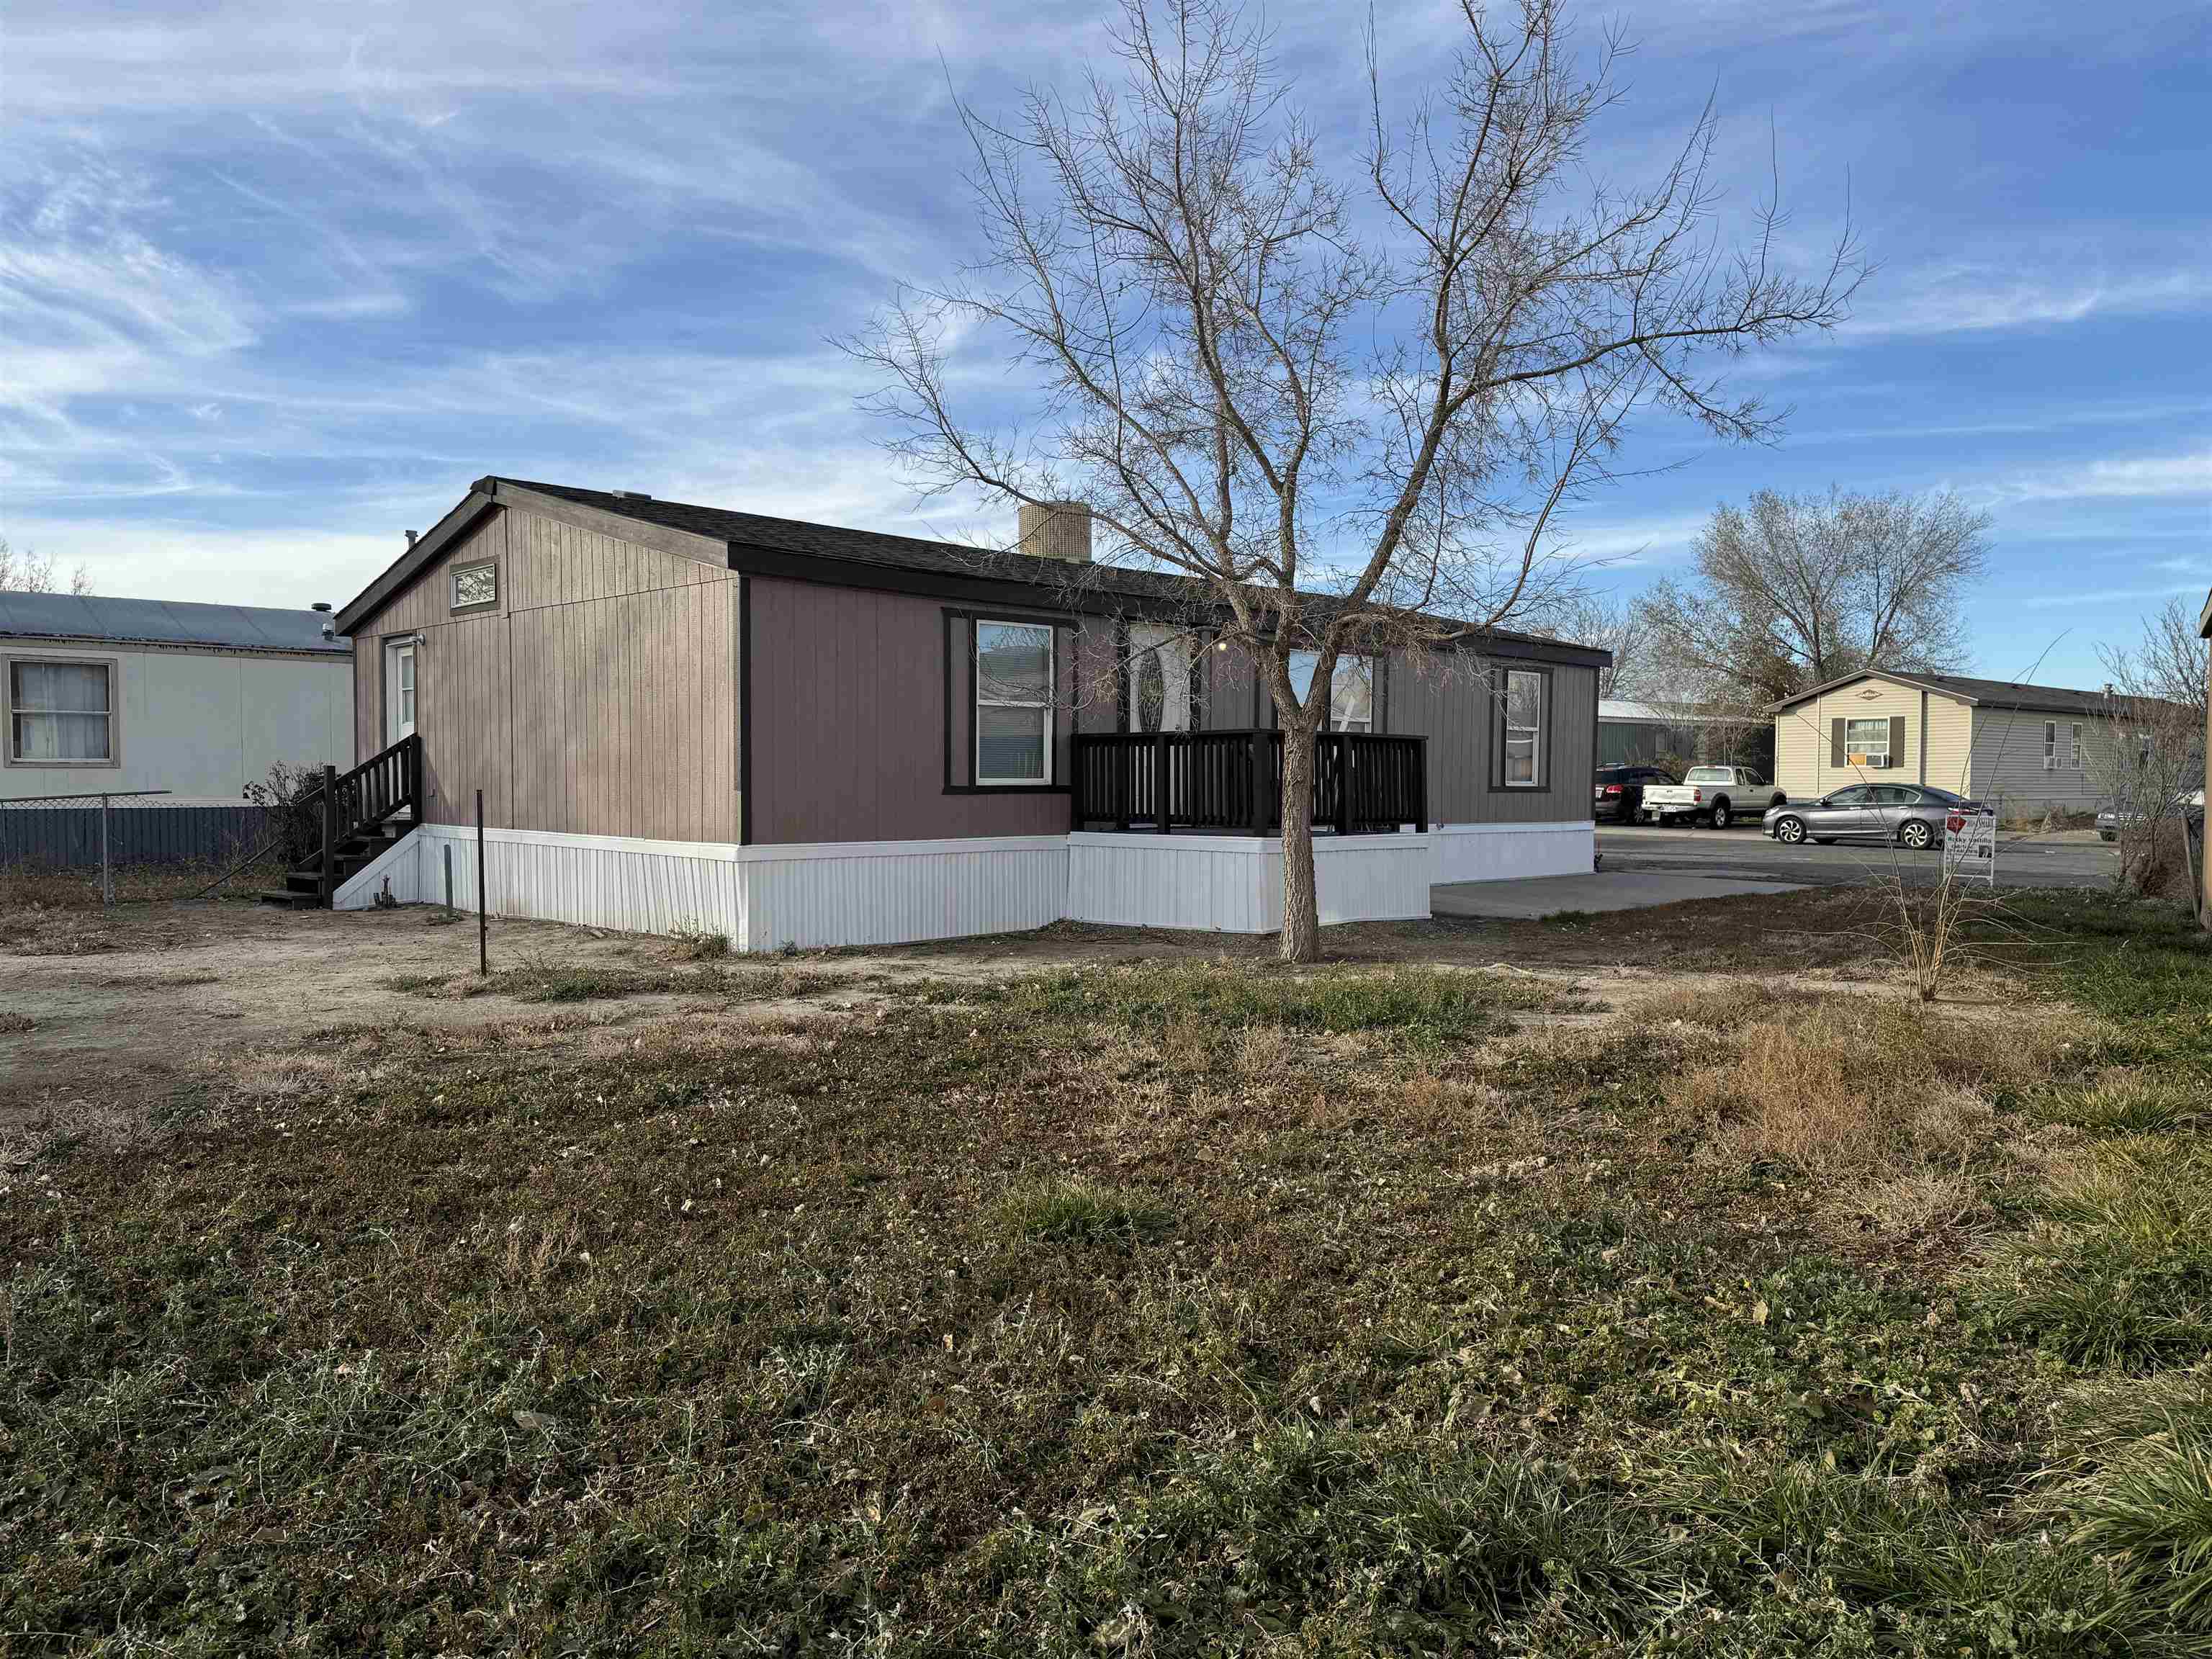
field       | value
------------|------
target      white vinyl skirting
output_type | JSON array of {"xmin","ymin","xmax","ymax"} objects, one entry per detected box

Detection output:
[
  {"xmin": 1431, "ymin": 820, "xmax": 1594, "ymax": 884},
  {"xmin": 1064, "ymin": 832, "xmax": 1434, "ymax": 932},
  {"xmin": 335, "ymin": 819, "xmax": 1588, "ymax": 949}
]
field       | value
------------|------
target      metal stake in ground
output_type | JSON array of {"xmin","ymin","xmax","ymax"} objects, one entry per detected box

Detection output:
[
  {"xmin": 475, "ymin": 787, "xmax": 488, "ymax": 976},
  {"xmin": 100, "ymin": 793, "xmax": 112, "ymax": 907}
]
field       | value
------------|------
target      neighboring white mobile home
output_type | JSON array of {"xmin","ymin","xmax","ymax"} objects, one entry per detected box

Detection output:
[
  {"xmin": 1771, "ymin": 669, "xmax": 2167, "ymax": 819},
  {"xmin": 0, "ymin": 591, "xmax": 353, "ymax": 801}
]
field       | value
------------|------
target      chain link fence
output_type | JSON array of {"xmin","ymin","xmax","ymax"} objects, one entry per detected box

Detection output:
[{"xmin": 0, "ymin": 790, "xmax": 289, "ymax": 907}]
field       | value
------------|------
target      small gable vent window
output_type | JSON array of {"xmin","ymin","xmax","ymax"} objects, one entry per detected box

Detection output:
[{"xmin": 451, "ymin": 560, "xmax": 498, "ymax": 611}]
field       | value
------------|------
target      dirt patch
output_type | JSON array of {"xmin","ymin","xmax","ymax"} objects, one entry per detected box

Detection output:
[{"xmin": 0, "ymin": 886, "xmax": 1935, "ymax": 1133}]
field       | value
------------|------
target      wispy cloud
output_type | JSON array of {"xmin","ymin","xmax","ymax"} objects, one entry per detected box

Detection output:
[
  {"xmin": 1995, "ymin": 448, "xmax": 2212, "ymax": 503},
  {"xmin": 1844, "ymin": 265, "xmax": 2212, "ymax": 340}
]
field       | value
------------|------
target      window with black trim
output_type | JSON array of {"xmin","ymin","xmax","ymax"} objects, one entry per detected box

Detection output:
[
  {"xmin": 9, "ymin": 658, "xmax": 114, "ymax": 763},
  {"xmin": 1286, "ymin": 651, "xmax": 1374, "ymax": 732},
  {"xmin": 976, "ymin": 620, "xmax": 1054, "ymax": 784},
  {"xmin": 1502, "ymin": 668, "xmax": 1545, "ymax": 786},
  {"xmin": 450, "ymin": 559, "xmax": 498, "ymax": 611}
]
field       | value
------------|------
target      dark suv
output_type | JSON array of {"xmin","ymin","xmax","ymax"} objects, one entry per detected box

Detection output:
[{"xmin": 1593, "ymin": 764, "xmax": 1678, "ymax": 824}]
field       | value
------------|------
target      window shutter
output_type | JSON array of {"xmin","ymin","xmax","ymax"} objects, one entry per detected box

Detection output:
[
  {"xmin": 1887, "ymin": 716, "xmax": 1905, "ymax": 770},
  {"xmin": 1830, "ymin": 719, "xmax": 1846, "ymax": 768}
]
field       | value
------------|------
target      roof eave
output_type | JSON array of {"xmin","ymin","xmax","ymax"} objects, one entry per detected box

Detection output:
[
  {"xmin": 333, "ymin": 489, "xmax": 500, "ymax": 636},
  {"xmin": 1766, "ymin": 667, "xmax": 1956, "ymax": 714}
]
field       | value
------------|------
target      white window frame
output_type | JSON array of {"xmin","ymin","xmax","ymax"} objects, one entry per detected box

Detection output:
[
  {"xmin": 4, "ymin": 655, "xmax": 120, "ymax": 768},
  {"xmin": 450, "ymin": 559, "xmax": 499, "ymax": 612},
  {"xmin": 2044, "ymin": 720, "xmax": 2058, "ymax": 769},
  {"xmin": 384, "ymin": 637, "xmax": 418, "ymax": 743},
  {"xmin": 1845, "ymin": 716, "xmax": 1891, "ymax": 770},
  {"xmin": 2070, "ymin": 722, "xmax": 2083, "ymax": 768},
  {"xmin": 1502, "ymin": 668, "xmax": 1546, "ymax": 788},
  {"xmin": 974, "ymin": 619, "xmax": 1056, "ymax": 786},
  {"xmin": 1285, "ymin": 650, "xmax": 1375, "ymax": 733}
]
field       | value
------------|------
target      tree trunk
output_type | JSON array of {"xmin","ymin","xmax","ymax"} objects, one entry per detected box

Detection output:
[{"xmin": 1279, "ymin": 722, "xmax": 1321, "ymax": 963}]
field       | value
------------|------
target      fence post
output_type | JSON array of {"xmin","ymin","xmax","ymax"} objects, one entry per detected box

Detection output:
[
  {"xmin": 1155, "ymin": 732, "xmax": 1172, "ymax": 833},
  {"xmin": 1333, "ymin": 735, "xmax": 1354, "ymax": 837},
  {"xmin": 99, "ymin": 793, "xmax": 113, "ymax": 907},
  {"xmin": 319, "ymin": 765, "xmax": 338, "ymax": 905},
  {"xmin": 475, "ymin": 787, "xmax": 488, "ymax": 976}
]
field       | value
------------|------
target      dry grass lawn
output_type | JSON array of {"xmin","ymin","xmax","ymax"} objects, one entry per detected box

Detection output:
[{"xmin": 3, "ymin": 883, "xmax": 2210, "ymax": 1655}]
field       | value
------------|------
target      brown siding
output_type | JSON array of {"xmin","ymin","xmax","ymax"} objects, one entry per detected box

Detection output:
[
  {"xmin": 353, "ymin": 645, "xmax": 375, "ymax": 765},
  {"xmin": 1074, "ymin": 619, "xmax": 1120, "ymax": 734},
  {"xmin": 1387, "ymin": 652, "xmax": 1596, "ymax": 824},
  {"xmin": 354, "ymin": 506, "xmax": 736, "ymax": 839},
  {"xmin": 747, "ymin": 577, "xmax": 1073, "ymax": 844}
]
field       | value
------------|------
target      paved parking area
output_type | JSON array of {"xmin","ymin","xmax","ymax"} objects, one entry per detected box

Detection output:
[
  {"xmin": 1432, "ymin": 871, "xmax": 1807, "ymax": 919},
  {"xmin": 1595, "ymin": 823, "xmax": 2118, "ymax": 889}
]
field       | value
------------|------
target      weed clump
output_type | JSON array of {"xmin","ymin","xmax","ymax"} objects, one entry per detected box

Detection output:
[
  {"xmin": 1676, "ymin": 998, "xmax": 2067, "ymax": 1179},
  {"xmin": 992, "ymin": 1176, "xmax": 1174, "ymax": 1246},
  {"xmin": 1980, "ymin": 1134, "xmax": 2212, "ymax": 1364}
]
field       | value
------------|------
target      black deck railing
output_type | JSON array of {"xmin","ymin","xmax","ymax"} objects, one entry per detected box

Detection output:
[{"xmin": 1071, "ymin": 729, "xmax": 1426, "ymax": 835}]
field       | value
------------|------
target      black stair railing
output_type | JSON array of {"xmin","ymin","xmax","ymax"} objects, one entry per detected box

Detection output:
[
  {"xmin": 300, "ymin": 733, "xmax": 424, "ymax": 902},
  {"xmin": 1070, "ymin": 729, "xmax": 1426, "ymax": 835}
]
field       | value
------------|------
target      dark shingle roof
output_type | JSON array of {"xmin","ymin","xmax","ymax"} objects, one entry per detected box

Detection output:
[
  {"xmin": 1771, "ymin": 668, "xmax": 2174, "ymax": 719},
  {"xmin": 1902, "ymin": 673, "xmax": 2121, "ymax": 717},
  {"xmin": 0, "ymin": 590, "xmax": 348, "ymax": 654},
  {"xmin": 495, "ymin": 478, "xmax": 1593, "ymax": 655}
]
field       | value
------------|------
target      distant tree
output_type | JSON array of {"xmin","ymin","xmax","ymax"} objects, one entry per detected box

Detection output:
[
  {"xmin": 1527, "ymin": 591, "xmax": 1660, "ymax": 701},
  {"xmin": 0, "ymin": 538, "xmax": 92, "ymax": 595},
  {"xmin": 2093, "ymin": 597, "xmax": 2208, "ymax": 903},
  {"xmin": 846, "ymin": 0, "xmax": 1861, "ymax": 960},
  {"xmin": 1642, "ymin": 487, "xmax": 1991, "ymax": 714},
  {"xmin": 2099, "ymin": 595, "xmax": 2208, "ymax": 731}
]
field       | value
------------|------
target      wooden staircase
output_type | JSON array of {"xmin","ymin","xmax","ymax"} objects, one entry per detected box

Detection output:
[{"xmin": 258, "ymin": 734, "xmax": 425, "ymax": 909}]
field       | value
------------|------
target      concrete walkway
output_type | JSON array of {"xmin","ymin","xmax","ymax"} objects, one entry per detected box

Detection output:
[{"xmin": 1431, "ymin": 871, "xmax": 1806, "ymax": 920}]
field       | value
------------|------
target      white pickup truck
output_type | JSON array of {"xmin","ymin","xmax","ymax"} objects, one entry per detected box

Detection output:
[{"xmin": 1637, "ymin": 765, "xmax": 1786, "ymax": 830}]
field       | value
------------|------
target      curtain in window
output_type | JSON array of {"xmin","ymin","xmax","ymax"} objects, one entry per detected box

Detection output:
[{"xmin": 10, "ymin": 661, "xmax": 112, "ymax": 761}]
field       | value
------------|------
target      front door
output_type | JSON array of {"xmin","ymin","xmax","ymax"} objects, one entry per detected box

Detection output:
[
  {"xmin": 1128, "ymin": 624, "xmax": 1195, "ymax": 733},
  {"xmin": 385, "ymin": 639, "xmax": 417, "ymax": 744}
]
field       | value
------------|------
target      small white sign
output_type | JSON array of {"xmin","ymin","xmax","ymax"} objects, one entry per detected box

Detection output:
[{"xmin": 1942, "ymin": 808, "xmax": 1997, "ymax": 884}]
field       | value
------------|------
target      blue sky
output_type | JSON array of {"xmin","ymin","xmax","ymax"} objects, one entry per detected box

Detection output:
[{"xmin": 3, "ymin": 0, "xmax": 2206, "ymax": 686}]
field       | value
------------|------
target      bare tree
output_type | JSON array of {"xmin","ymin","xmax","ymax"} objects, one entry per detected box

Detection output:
[
  {"xmin": 2094, "ymin": 598, "xmax": 2207, "ymax": 904},
  {"xmin": 2100, "ymin": 595, "xmax": 2208, "ymax": 729},
  {"xmin": 1643, "ymin": 487, "xmax": 1990, "ymax": 714},
  {"xmin": 845, "ymin": 0, "xmax": 1861, "ymax": 960},
  {"xmin": 1525, "ymin": 590, "xmax": 1660, "ymax": 701},
  {"xmin": 0, "ymin": 538, "xmax": 92, "ymax": 595}
]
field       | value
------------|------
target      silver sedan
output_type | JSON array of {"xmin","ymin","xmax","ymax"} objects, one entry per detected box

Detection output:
[{"xmin": 1763, "ymin": 784, "xmax": 1985, "ymax": 850}]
